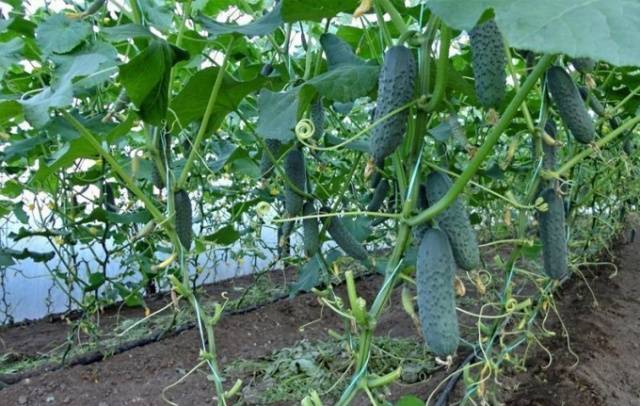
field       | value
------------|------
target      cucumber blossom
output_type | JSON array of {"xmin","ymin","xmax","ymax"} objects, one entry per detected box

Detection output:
[
  {"xmin": 538, "ymin": 188, "xmax": 568, "ymax": 279},
  {"xmin": 302, "ymin": 201, "xmax": 320, "ymax": 257},
  {"xmin": 366, "ymin": 179, "xmax": 390, "ymax": 212},
  {"xmin": 260, "ymin": 139, "xmax": 282, "ymax": 179},
  {"xmin": 470, "ymin": 19, "xmax": 507, "ymax": 109},
  {"xmin": 174, "ymin": 190, "xmax": 193, "ymax": 250},
  {"xmin": 324, "ymin": 210, "xmax": 369, "ymax": 262},
  {"xmin": 369, "ymin": 46, "xmax": 417, "ymax": 165},
  {"xmin": 546, "ymin": 66, "xmax": 595, "ymax": 144},
  {"xmin": 416, "ymin": 228, "xmax": 460, "ymax": 358},
  {"xmin": 284, "ymin": 147, "xmax": 306, "ymax": 217},
  {"xmin": 425, "ymin": 172, "xmax": 480, "ymax": 271}
]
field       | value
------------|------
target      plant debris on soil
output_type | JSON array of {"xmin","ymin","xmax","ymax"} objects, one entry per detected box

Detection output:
[{"xmin": 1, "ymin": 231, "xmax": 640, "ymax": 405}]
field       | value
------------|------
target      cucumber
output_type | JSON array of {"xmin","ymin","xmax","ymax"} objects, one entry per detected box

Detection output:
[
  {"xmin": 260, "ymin": 139, "xmax": 282, "ymax": 179},
  {"xmin": 470, "ymin": 19, "xmax": 507, "ymax": 109},
  {"xmin": 103, "ymin": 183, "xmax": 116, "ymax": 213},
  {"xmin": 310, "ymin": 97, "xmax": 325, "ymax": 139},
  {"xmin": 324, "ymin": 210, "xmax": 369, "ymax": 262},
  {"xmin": 416, "ymin": 228, "xmax": 460, "ymax": 358},
  {"xmin": 546, "ymin": 66, "xmax": 595, "ymax": 144},
  {"xmin": 260, "ymin": 63, "xmax": 274, "ymax": 76},
  {"xmin": 366, "ymin": 179, "xmax": 389, "ymax": 212},
  {"xmin": 152, "ymin": 130, "xmax": 171, "ymax": 189},
  {"xmin": 284, "ymin": 147, "xmax": 306, "ymax": 217},
  {"xmin": 174, "ymin": 190, "xmax": 193, "ymax": 250},
  {"xmin": 578, "ymin": 86, "xmax": 605, "ymax": 117},
  {"xmin": 302, "ymin": 201, "xmax": 320, "ymax": 257},
  {"xmin": 571, "ymin": 57, "xmax": 596, "ymax": 74},
  {"xmin": 538, "ymin": 188, "xmax": 568, "ymax": 279},
  {"xmin": 425, "ymin": 172, "xmax": 480, "ymax": 270},
  {"xmin": 369, "ymin": 46, "xmax": 417, "ymax": 165}
]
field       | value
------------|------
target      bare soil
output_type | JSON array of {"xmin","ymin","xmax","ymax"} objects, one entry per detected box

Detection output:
[{"xmin": 1, "ymin": 233, "xmax": 640, "ymax": 405}]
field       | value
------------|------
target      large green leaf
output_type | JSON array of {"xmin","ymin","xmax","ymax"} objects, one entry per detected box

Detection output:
[
  {"xmin": 308, "ymin": 64, "xmax": 379, "ymax": 102},
  {"xmin": 35, "ymin": 14, "xmax": 91, "ymax": 55},
  {"xmin": 119, "ymin": 39, "xmax": 189, "ymax": 125},
  {"xmin": 428, "ymin": 0, "xmax": 640, "ymax": 66},
  {"xmin": 198, "ymin": 2, "xmax": 283, "ymax": 38},
  {"xmin": 281, "ymin": 0, "xmax": 359, "ymax": 22},
  {"xmin": 256, "ymin": 88, "xmax": 300, "ymax": 142},
  {"xmin": 170, "ymin": 67, "xmax": 265, "ymax": 130},
  {"xmin": 101, "ymin": 24, "xmax": 153, "ymax": 42},
  {"xmin": 308, "ymin": 33, "xmax": 379, "ymax": 102},
  {"xmin": 0, "ymin": 38, "xmax": 24, "ymax": 71}
]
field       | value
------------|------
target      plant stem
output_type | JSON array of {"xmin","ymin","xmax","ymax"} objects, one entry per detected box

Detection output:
[
  {"xmin": 406, "ymin": 54, "xmax": 556, "ymax": 226},
  {"xmin": 424, "ymin": 24, "xmax": 450, "ymax": 112},
  {"xmin": 376, "ymin": 0, "xmax": 409, "ymax": 36},
  {"xmin": 177, "ymin": 39, "xmax": 234, "ymax": 189}
]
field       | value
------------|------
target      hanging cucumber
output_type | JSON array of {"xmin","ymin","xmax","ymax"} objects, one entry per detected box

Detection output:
[
  {"xmin": 416, "ymin": 228, "xmax": 460, "ymax": 358},
  {"xmin": 174, "ymin": 190, "xmax": 193, "ymax": 250},
  {"xmin": 546, "ymin": 66, "xmax": 595, "ymax": 144},
  {"xmin": 369, "ymin": 46, "xmax": 417, "ymax": 165},
  {"xmin": 425, "ymin": 172, "xmax": 480, "ymax": 271},
  {"xmin": 310, "ymin": 97, "xmax": 325, "ymax": 139},
  {"xmin": 284, "ymin": 147, "xmax": 306, "ymax": 217},
  {"xmin": 302, "ymin": 201, "xmax": 320, "ymax": 257},
  {"xmin": 152, "ymin": 130, "xmax": 171, "ymax": 189},
  {"xmin": 571, "ymin": 57, "xmax": 596, "ymax": 74},
  {"xmin": 260, "ymin": 139, "xmax": 282, "ymax": 179},
  {"xmin": 324, "ymin": 209, "xmax": 369, "ymax": 262},
  {"xmin": 538, "ymin": 188, "xmax": 569, "ymax": 279},
  {"xmin": 470, "ymin": 19, "xmax": 507, "ymax": 109},
  {"xmin": 366, "ymin": 179, "xmax": 390, "ymax": 212},
  {"xmin": 578, "ymin": 86, "xmax": 605, "ymax": 117}
]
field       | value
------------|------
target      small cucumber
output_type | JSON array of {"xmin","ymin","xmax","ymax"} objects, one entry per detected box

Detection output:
[
  {"xmin": 284, "ymin": 147, "xmax": 307, "ymax": 217},
  {"xmin": 302, "ymin": 201, "xmax": 320, "ymax": 257},
  {"xmin": 538, "ymin": 188, "xmax": 569, "ymax": 279},
  {"xmin": 174, "ymin": 190, "xmax": 193, "ymax": 250}
]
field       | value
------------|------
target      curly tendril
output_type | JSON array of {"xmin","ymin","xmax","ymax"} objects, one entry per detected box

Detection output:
[{"xmin": 295, "ymin": 119, "xmax": 316, "ymax": 141}]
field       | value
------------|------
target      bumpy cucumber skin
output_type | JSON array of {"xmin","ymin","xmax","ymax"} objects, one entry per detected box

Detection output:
[
  {"xmin": 425, "ymin": 172, "xmax": 480, "ymax": 271},
  {"xmin": 470, "ymin": 19, "xmax": 507, "ymax": 109},
  {"xmin": 367, "ymin": 179, "xmax": 389, "ymax": 212},
  {"xmin": 369, "ymin": 46, "xmax": 417, "ymax": 165},
  {"xmin": 174, "ymin": 190, "xmax": 193, "ymax": 250},
  {"xmin": 538, "ymin": 188, "xmax": 568, "ymax": 279},
  {"xmin": 416, "ymin": 228, "xmax": 460, "ymax": 358},
  {"xmin": 547, "ymin": 66, "xmax": 595, "ymax": 144},
  {"xmin": 310, "ymin": 98, "xmax": 325, "ymax": 139},
  {"xmin": 326, "ymin": 215, "xmax": 369, "ymax": 262},
  {"xmin": 578, "ymin": 86, "xmax": 605, "ymax": 117},
  {"xmin": 260, "ymin": 139, "xmax": 282, "ymax": 179},
  {"xmin": 571, "ymin": 57, "xmax": 596, "ymax": 74},
  {"xmin": 284, "ymin": 148, "xmax": 306, "ymax": 217},
  {"xmin": 302, "ymin": 201, "xmax": 320, "ymax": 257}
]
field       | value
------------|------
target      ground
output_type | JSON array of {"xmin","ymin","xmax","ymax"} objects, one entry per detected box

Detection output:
[{"xmin": 1, "ymin": 232, "xmax": 639, "ymax": 405}]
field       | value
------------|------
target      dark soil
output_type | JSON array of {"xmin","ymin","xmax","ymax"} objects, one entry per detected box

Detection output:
[{"xmin": 1, "ymin": 232, "xmax": 640, "ymax": 405}]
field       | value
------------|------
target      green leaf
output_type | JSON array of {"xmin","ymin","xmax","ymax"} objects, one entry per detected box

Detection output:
[
  {"xmin": 256, "ymin": 88, "xmax": 300, "ymax": 142},
  {"xmin": 281, "ymin": 0, "xmax": 359, "ymax": 22},
  {"xmin": 86, "ymin": 272, "xmax": 107, "ymax": 291},
  {"xmin": 12, "ymin": 202, "xmax": 29, "ymax": 224},
  {"xmin": 2, "ymin": 135, "xmax": 48, "ymax": 161},
  {"xmin": 139, "ymin": 0, "xmax": 173, "ymax": 31},
  {"xmin": 396, "ymin": 395, "xmax": 424, "ymax": 406},
  {"xmin": 320, "ymin": 33, "xmax": 362, "ymax": 67},
  {"xmin": 0, "ymin": 38, "xmax": 24, "ymax": 71},
  {"xmin": 101, "ymin": 24, "xmax": 153, "ymax": 42},
  {"xmin": 35, "ymin": 14, "xmax": 91, "ymax": 55},
  {"xmin": 1, "ymin": 180, "xmax": 23, "ymax": 198},
  {"xmin": 170, "ymin": 67, "xmax": 265, "ymax": 130},
  {"xmin": 289, "ymin": 257, "xmax": 322, "ymax": 296},
  {"xmin": 119, "ymin": 39, "xmax": 189, "ymax": 125},
  {"xmin": 0, "ymin": 100, "xmax": 22, "ymax": 127},
  {"xmin": 428, "ymin": 0, "xmax": 640, "ymax": 66},
  {"xmin": 308, "ymin": 64, "xmax": 379, "ymax": 102},
  {"xmin": 204, "ymin": 225, "xmax": 240, "ymax": 245},
  {"xmin": 198, "ymin": 2, "xmax": 283, "ymax": 38}
]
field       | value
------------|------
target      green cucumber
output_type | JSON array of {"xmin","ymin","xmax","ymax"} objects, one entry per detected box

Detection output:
[
  {"xmin": 425, "ymin": 172, "xmax": 480, "ymax": 270},
  {"xmin": 369, "ymin": 46, "xmax": 417, "ymax": 165},
  {"xmin": 470, "ymin": 19, "xmax": 507, "ymax": 109},
  {"xmin": 284, "ymin": 147, "xmax": 306, "ymax": 217},
  {"xmin": 174, "ymin": 190, "xmax": 193, "ymax": 250},
  {"xmin": 546, "ymin": 66, "xmax": 595, "ymax": 144},
  {"xmin": 302, "ymin": 201, "xmax": 320, "ymax": 257},
  {"xmin": 542, "ymin": 119, "xmax": 558, "ymax": 171},
  {"xmin": 324, "ymin": 210, "xmax": 369, "ymax": 262},
  {"xmin": 152, "ymin": 130, "xmax": 171, "ymax": 189},
  {"xmin": 310, "ymin": 97, "xmax": 325, "ymax": 139},
  {"xmin": 103, "ymin": 183, "xmax": 116, "ymax": 213},
  {"xmin": 571, "ymin": 57, "xmax": 596, "ymax": 74},
  {"xmin": 538, "ymin": 188, "xmax": 568, "ymax": 279},
  {"xmin": 416, "ymin": 228, "xmax": 460, "ymax": 358},
  {"xmin": 260, "ymin": 139, "xmax": 282, "ymax": 179},
  {"xmin": 366, "ymin": 179, "xmax": 389, "ymax": 212},
  {"xmin": 578, "ymin": 86, "xmax": 606, "ymax": 117}
]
